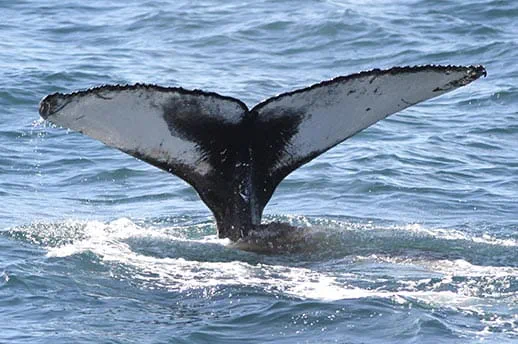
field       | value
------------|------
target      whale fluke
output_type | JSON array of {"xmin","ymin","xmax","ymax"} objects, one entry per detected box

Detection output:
[{"xmin": 39, "ymin": 65, "xmax": 486, "ymax": 241}]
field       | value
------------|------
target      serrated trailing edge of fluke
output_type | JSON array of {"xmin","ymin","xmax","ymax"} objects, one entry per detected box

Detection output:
[
  {"xmin": 39, "ymin": 64, "xmax": 486, "ymax": 117},
  {"xmin": 39, "ymin": 83, "xmax": 250, "ymax": 117},
  {"xmin": 252, "ymin": 64, "xmax": 486, "ymax": 111}
]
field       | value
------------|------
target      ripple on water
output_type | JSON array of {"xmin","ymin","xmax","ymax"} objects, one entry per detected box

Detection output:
[
  {"xmin": 1, "ymin": 0, "xmax": 518, "ymax": 342},
  {"xmin": 5, "ymin": 217, "xmax": 517, "ymax": 340}
]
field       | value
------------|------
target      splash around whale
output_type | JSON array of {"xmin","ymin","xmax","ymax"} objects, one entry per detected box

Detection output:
[{"xmin": 39, "ymin": 65, "xmax": 486, "ymax": 241}]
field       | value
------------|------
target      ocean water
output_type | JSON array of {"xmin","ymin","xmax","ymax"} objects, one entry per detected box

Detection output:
[{"xmin": 1, "ymin": 0, "xmax": 517, "ymax": 343}]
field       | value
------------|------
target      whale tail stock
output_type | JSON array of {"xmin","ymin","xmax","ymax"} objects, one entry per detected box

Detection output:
[{"xmin": 39, "ymin": 65, "xmax": 486, "ymax": 240}]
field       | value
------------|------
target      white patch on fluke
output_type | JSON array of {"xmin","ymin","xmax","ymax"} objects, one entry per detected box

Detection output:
[
  {"xmin": 45, "ymin": 87, "xmax": 246, "ymax": 176},
  {"xmin": 255, "ymin": 67, "xmax": 483, "ymax": 174}
]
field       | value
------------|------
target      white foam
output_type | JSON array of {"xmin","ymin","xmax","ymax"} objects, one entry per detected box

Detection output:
[
  {"xmin": 393, "ymin": 223, "xmax": 518, "ymax": 247},
  {"xmin": 0, "ymin": 271, "xmax": 8, "ymax": 285},
  {"xmin": 38, "ymin": 218, "xmax": 516, "ymax": 310},
  {"xmin": 44, "ymin": 219, "xmax": 367, "ymax": 300},
  {"xmin": 273, "ymin": 215, "xmax": 518, "ymax": 248}
]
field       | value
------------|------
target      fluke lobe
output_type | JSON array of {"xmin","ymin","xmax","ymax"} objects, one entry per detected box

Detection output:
[{"xmin": 39, "ymin": 65, "xmax": 486, "ymax": 241}]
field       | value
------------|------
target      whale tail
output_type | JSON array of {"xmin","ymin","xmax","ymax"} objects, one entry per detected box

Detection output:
[{"xmin": 39, "ymin": 65, "xmax": 486, "ymax": 240}]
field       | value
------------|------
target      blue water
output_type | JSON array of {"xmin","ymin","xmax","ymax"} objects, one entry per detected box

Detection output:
[{"xmin": 1, "ymin": 0, "xmax": 517, "ymax": 343}]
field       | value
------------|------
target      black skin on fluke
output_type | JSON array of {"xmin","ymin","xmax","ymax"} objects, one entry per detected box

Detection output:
[{"xmin": 39, "ymin": 64, "xmax": 486, "ymax": 241}]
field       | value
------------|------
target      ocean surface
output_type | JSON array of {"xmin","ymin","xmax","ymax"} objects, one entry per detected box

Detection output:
[{"xmin": 1, "ymin": 0, "xmax": 517, "ymax": 343}]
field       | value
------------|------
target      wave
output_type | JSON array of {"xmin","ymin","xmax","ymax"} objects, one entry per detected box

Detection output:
[
  {"xmin": 4, "ymin": 217, "xmax": 516, "ymax": 287},
  {"xmin": 3, "ymin": 216, "xmax": 516, "ymax": 338}
]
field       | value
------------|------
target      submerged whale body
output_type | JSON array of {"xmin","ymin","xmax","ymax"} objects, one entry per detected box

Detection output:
[{"xmin": 39, "ymin": 65, "xmax": 486, "ymax": 241}]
